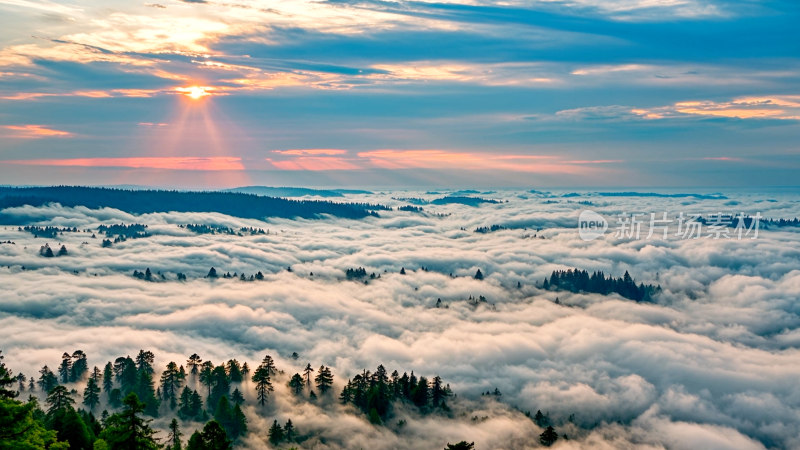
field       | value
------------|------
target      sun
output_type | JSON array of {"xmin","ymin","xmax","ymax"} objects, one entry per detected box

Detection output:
[{"xmin": 177, "ymin": 85, "xmax": 212, "ymax": 100}]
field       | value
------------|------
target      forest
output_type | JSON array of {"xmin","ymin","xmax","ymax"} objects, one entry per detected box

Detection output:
[
  {"xmin": 543, "ymin": 269, "xmax": 660, "ymax": 302},
  {"xmin": 2, "ymin": 349, "xmax": 560, "ymax": 449}
]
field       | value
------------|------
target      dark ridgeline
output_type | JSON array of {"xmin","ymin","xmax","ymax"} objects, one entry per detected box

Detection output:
[
  {"xmin": 0, "ymin": 186, "xmax": 389, "ymax": 220},
  {"xmin": 180, "ymin": 224, "xmax": 267, "ymax": 236},
  {"xmin": 97, "ymin": 223, "xmax": 149, "ymax": 239},
  {"xmin": 20, "ymin": 225, "xmax": 78, "ymax": 238},
  {"xmin": 430, "ymin": 196, "xmax": 501, "ymax": 206},
  {"xmin": 543, "ymin": 268, "xmax": 660, "ymax": 302}
]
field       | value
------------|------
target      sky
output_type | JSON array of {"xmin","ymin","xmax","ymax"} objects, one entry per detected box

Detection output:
[{"xmin": 0, "ymin": 0, "xmax": 799, "ymax": 188}]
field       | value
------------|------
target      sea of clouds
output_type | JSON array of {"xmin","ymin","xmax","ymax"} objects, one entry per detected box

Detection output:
[{"xmin": 1, "ymin": 188, "xmax": 800, "ymax": 449}]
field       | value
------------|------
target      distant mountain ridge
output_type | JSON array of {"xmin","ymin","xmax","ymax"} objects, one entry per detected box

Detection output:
[
  {"xmin": 0, "ymin": 186, "xmax": 387, "ymax": 222},
  {"xmin": 225, "ymin": 186, "xmax": 373, "ymax": 197}
]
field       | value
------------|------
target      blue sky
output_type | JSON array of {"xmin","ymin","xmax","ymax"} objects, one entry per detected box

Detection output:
[{"xmin": 0, "ymin": 0, "xmax": 798, "ymax": 187}]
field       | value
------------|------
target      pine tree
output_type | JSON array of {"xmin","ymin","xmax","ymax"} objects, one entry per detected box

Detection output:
[
  {"xmin": 193, "ymin": 420, "xmax": 231, "ymax": 449},
  {"xmin": 314, "ymin": 365, "xmax": 334, "ymax": 395},
  {"xmin": 474, "ymin": 269, "xmax": 484, "ymax": 280},
  {"xmin": 283, "ymin": 419, "xmax": 295, "ymax": 442},
  {"xmin": 187, "ymin": 354, "xmax": 202, "ymax": 377},
  {"xmin": 268, "ymin": 419, "xmax": 284, "ymax": 444},
  {"xmin": 199, "ymin": 361, "xmax": 214, "ymax": 397},
  {"xmin": 0, "ymin": 351, "xmax": 16, "ymax": 399},
  {"xmin": 288, "ymin": 373, "xmax": 304, "ymax": 396},
  {"xmin": 226, "ymin": 359, "xmax": 243, "ymax": 383},
  {"xmin": 135, "ymin": 370, "xmax": 160, "ymax": 417},
  {"xmin": 230, "ymin": 404, "xmax": 247, "ymax": 439},
  {"xmin": 100, "ymin": 393, "xmax": 160, "ymax": 450},
  {"xmin": 70, "ymin": 350, "xmax": 88, "ymax": 382},
  {"xmin": 38, "ymin": 365, "xmax": 59, "ymax": 394},
  {"xmin": 230, "ymin": 388, "xmax": 244, "ymax": 405},
  {"xmin": 17, "ymin": 373, "xmax": 26, "ymax": 394},
  {"xmin": 167, "ymin": 418, "xmax": 182, "ymax": 450},
  {"xmin": 103, "ymin": 362, "xmax": 114, "ymax": 397},
  {"xmin": 136, "ymin": 350, "xmax": 155, "ymax": 375},
  {"xmin": 431, "ymin": 375, "xmax": 449, "ymax": 408},
  {"xmin": 207, "ymin": 365, "xmax": 230, "ymax": 409},
  {"xmin": 83, "ymin": 377, "xmax": 101, "ymax": 410},
  {"xmin": 303, "ymin": 363, "xmax": 314, "ymax": 388},
  {"xmin": 160, "ymin": 362, "xmax": 184, "ymax": 410},
  {"xmin": 412, "ymin": 376, "xmax": 429, "ymax": 408},
  {"xmin": 58, "ymin": 352, "xmax": 72, "ymax": 384},
  {"xmin": 539, "ymin": 425, "xmax": 558, "ymax": 446},
  {"xmin": 252, "ymin": 356, "xmax": 275, "ymax": 406}
]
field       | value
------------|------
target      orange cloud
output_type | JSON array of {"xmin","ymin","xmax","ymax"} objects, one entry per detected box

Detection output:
[
  {"xmin": 0, "ymin": 89, "xmax": 160, "ymax": 100},
  {"xmin": 272, "ymin": 149, "xmax": 348, "ymax": 156},
  {"xmin": 357, "ymin": 150, "xmax": 609, "ymax": 174},
  {"xmin": 702, "ymin": 157, "xmax": 744, "ymax": 162},
  {"xmin": 267, "ymin": 157, "xmax": 360, "ymax": 171},
  {"xmin": 631, "ymin": 96, "xmax": 800, "ymax": 121},
  {"xmin": 2, "ymin": 125, "xmax": 73, "ymax": 138},
  {"xmin": 2, "ymin": 157, "xmax": 244, "ymax": 171}
]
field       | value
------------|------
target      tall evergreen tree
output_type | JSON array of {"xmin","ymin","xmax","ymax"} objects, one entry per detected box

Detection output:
[
  {"xmin": 58, "ymin": 352, "xmax": 72, "ymax": 384},
  {"xmin": 83, "ymin": 377, "xmax": 101, "ymax": 410},
  {"xmin": 267, "ymin": 419, "xmax": 284, "ymax": 444},
  {"xmin": 0, "ymin": 351, "xmax": 16, "ymax": 399},
  {"xmin": 315, "ymin": 365, "xmax": 334, "ymax": 395},
  {"xmin": 303, "ymin": 363, "xmax": 314, "ymax": 388},
  {"xmin": 288, "ymin": 373, "xmax": 304, "ymax": 396},
  {"xmin": 103, "ymin": 362, "xmax": 114, "ymax": 398},
  {"xmin": 100, "ymin": 393, "xmax": 160, "ymax": 450},
  {"xmin": 207, "ymin": 365, "xmax": 230, "ymax": 409},
  {"xmin": 230, "ymin": 404, "xmax": 247, "ymax": 440},
  {"xmin": 230, "ymin": 388, "xmax": 244, "ymax": 406},
  {"xmin": 70, "ymin": 350, "xmax": 88, "ymax": 382},
  {"xmin": 46, "ymin": 385, "xmax": 74, "ymax": 413},
  {"xmin": 187, "ymin": 354, "xmax": 202, "ymax": 378},
  {"xmin": 283, "ymin": 419, "xmax": 295, "ymax": 442},
  {"xmin": 135, "ymin": 350, "xmax": 155, "ymax": 375},
  {"xmin": 167, "ymin": 418, "xmax": 182, "ymax": 450},
  {"xmin": 186, "ymin": 420, "xmax": 231, "ymax": 450},
  {"xmin": 46, "ymin": 385, "xmax": 93, "ymax": 450},
  {"xmin": 160, "ymin": 362, "xmax": 184, "ymax": 410},
  {"xmin": 199, "ymin": 362, "xmax": 214, "ymax": 397},
  {"xmin": 251, "ymin": 357, "xmax": 274, "ymax": 406},
  {"xmin": 135, "ymin": 370, "xmax": 160, "ymax": 417},
  {"xmin": 226, "ymin": 360, "xmax": 243, "ymax": 384},
  {"xmin": 539, "ymin": 425, "xmax": 558, "ymax": 447}
]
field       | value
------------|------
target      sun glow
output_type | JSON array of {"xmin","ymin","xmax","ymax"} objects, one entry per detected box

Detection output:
[{"xmin": 177, "ymin": 85, "xmax": 212, "ymax": 99}]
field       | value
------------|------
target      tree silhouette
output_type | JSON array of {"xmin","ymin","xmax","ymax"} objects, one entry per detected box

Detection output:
[
  {"xmin": 166, "ymin": 418, "xmax": 182, "ymax": 450},
  {"xmin": 315, "ymin": 365, "xmax": 334, "ymax": 395},
  {"xmin": 251, "ymin": 356, "xmax": 275, "ymax": 406},
  {"xmin": 100, "ymin": 393, "xmax": 160, "ymax": 450},
  {"xmin": 539, "ymin": 425, "xmax": 558, "ymax": 447},
  {"xmin": 445, "ymin": 442, "xmax": 475, "ymax": 450},
  {"xmin": 83, "ymin": 377, "xmax": 101, "ymax": 410}
]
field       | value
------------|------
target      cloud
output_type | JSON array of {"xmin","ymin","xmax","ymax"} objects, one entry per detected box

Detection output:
[
  {"xmin": 1, "ymin": 124, "xmax": 73, "ymax": 138},
  {"xmin": 2, "ymin": 190, "xmax": 800, "ymax": 447},
  {"xmin": 1, "ymin": 156, "xmax": 245, "ymax": 170}
]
